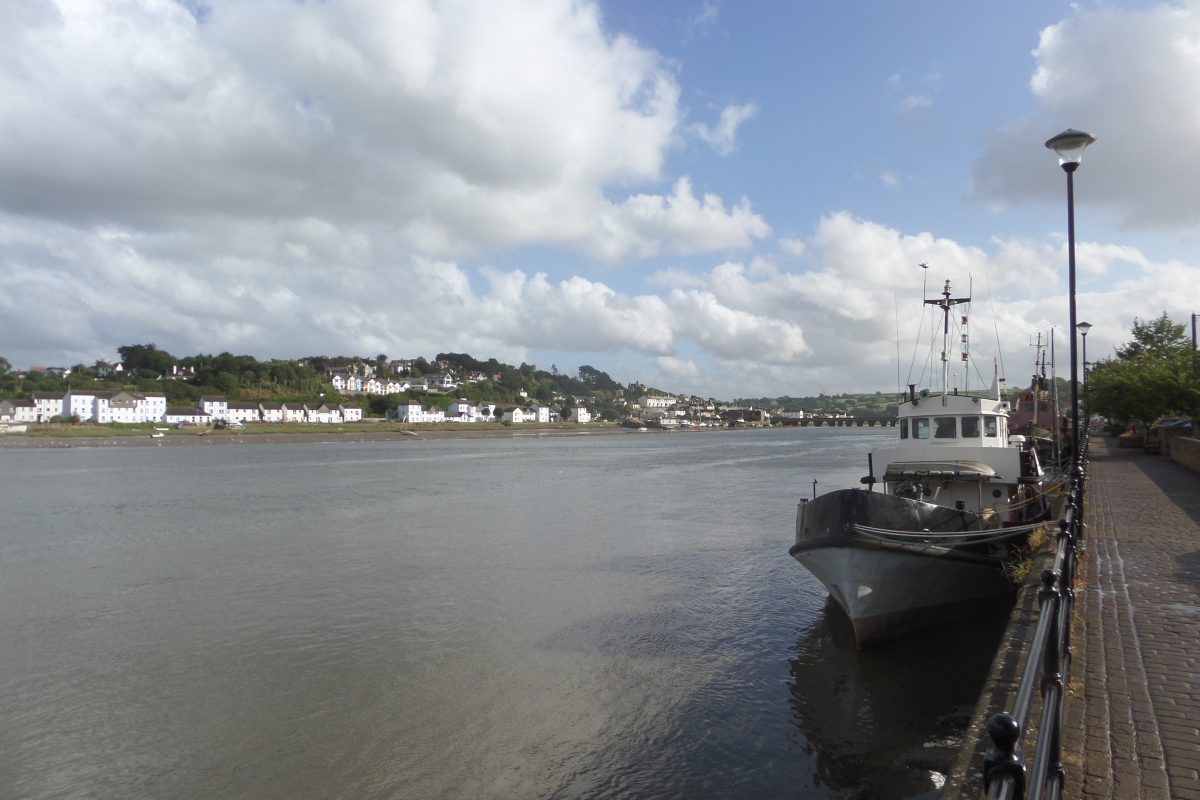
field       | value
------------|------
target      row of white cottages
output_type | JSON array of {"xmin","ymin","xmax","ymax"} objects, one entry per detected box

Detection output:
[
  {"xmin": 1, "ymin": 391, "xmax": 593, "ymax": 426},
  {"xmin": 0, "ymin": 392, "xmax": 364, "ymax": 425},
  {"xmin": 395, "ymin": 400, "xmax": 592, "ymax": 424}
]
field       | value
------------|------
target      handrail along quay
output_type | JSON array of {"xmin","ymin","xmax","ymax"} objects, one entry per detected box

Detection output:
[{"xmin": 980, "ymin": 430, "xmax": 1090, "ymax": 800}]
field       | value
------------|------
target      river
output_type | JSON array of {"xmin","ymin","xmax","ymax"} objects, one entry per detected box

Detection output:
[{"xmin": 0, "ymin": 427, "xmax": 1006, "ymax": 799}]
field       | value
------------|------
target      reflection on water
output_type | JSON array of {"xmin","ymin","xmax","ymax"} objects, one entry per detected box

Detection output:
[
  {"xmin": 789, "ymin": 597, "xmax": 1013, "ymax": 799},
  {"xmin": 0, "ymin": 429, "xmax": 1007, "ymax": 799}
]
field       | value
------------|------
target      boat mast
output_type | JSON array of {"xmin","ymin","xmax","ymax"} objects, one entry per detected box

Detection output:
[
  {"xmin": 1050, "ymin": 329, "xmax": 1061, "ymax": 466},
  {"xmin": 924, "ymin": 279, "xmax": 971, "ymax": 405},
  {"xmin": 1030, "ymin": 331, "xmax": 1044, "ymax": 430}
]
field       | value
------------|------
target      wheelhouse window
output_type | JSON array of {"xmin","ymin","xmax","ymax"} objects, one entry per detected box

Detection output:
[
  {"xmin": 934, "ymin": 417, "xmax": 956, "ymax": 438},
  {"xmin": 961, "ymin": 416, "xmax": 981, "ymax": 438},
  {"xmin": 984, "ymin": 416, "xmax": 998, "ymax": 438},
  {"xmin": 899, "ymin": 419, "xmax": 909, "ymax": 439},
  {"xmin": 913, "ymin": 417, "xmax": 930, "ymax": 439}
]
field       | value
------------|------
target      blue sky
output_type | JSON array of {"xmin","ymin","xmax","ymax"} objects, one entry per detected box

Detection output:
[{"xmin": 2, "ymin": 0, "xmax": 1198, "ymax": 399}]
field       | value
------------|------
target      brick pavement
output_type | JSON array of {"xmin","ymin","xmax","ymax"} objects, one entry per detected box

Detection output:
[{"xmin": 1063, "ymin": 436, "xmax": 1200, "ymax": 800}]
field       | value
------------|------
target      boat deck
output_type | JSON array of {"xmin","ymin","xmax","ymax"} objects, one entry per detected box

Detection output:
[{"xmin": 1063, "ymin": 436, "xmax": 1200, "ymax": 800}]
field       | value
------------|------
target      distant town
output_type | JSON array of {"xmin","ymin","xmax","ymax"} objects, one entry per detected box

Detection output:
[{"xmin": 0, "ymin": 345, "xmax": 900, "ymax": 430}]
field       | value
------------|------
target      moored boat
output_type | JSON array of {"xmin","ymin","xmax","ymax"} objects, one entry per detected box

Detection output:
[{"xmin": 789, "ymin": 279, "xmax": 1053, "ymax": 647}]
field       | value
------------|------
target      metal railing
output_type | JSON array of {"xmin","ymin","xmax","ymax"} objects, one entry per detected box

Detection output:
[{"xmin": 981, "ymin": 431, "xmax": 1089, "ymax": 800}]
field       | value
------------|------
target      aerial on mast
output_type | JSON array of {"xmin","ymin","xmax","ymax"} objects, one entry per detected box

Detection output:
[{"xmin": 924, "ymin": 279, "xmax": 971, "ymax": 404}]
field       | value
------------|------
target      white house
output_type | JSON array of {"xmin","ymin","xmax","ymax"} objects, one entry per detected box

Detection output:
[
  {"xmin": 639, "ymin": 394, "xmax": 674, "ymax": 409},
  {"xmin": 259, "ymin": 403, "xmax": 285, "ymax": 423},
  {"xmin": 529, "ymin": 403, "xmax": 553, "ymax": 423},
  {"xmin": 63, "ymin": 391, "xmax": 97, "ymax": 422},
  {"xmin": 283, "ymin": 403, "xmax": 308, "ymax": 423},
  {"xmin": 569, "ymin": 406, "xmax": 592, "ymax": 424},
  {"xmin": 502, "ymin": 406, "xmax": 537, "ymax": 424},
  {"xmin": 394, "ymin": 400, "xmax": 424, "ymax": 422},
  {"xmin": 200, "ymin": 396, "xmax": 228, "ymax": 421},
  {"xmin": 31, "ymin": 392, "xmax": 65, "ymax": 421},
  {"xmin": 95, "ymin": 391, "xmax": 166, "ymax": 424},
  {"xmin": 432, "ymin": 372, "xmax": 457, "ymax": 391},
  {"xmin": 330, "ymin": 372, "xmax": 364, "ymax": 394},
  {"xmin": 395, "ymin": 401, "xmax": 446, "ymax": 423},
  {"xmin": 0, "ymin": 399, "xmax": 38, "ymax": 423},
  {"xmin": 446, "ymin": 399, "xmax": 475, "ymax": 422},
  {"xmin": 140, "ymin": 392, "xmax": 168, "ymax": 422},
  {"xmin": 341, "ymin": 405, "xmax": 363, "ymax": 422},
  {"xmin": 165, "ymin": 406, "xmax": 211, "ymax": 425},
  {"xmin": 308, "ymin": 403, "xmax": 339, "ymax": 424},
  {"xmin": 227, "ymin": 402, "xmax": 261, "ymax": 424}
]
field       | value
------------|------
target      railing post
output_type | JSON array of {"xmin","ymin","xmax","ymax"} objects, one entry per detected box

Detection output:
[
  {"xmin": 1057, "ymin": 518, "xmax": 1074, "ymax": 673},
  {"xmin": 1028, "ymin": 568, "xmax": 1062, "ymax": 799},
  {"xmin": 984, "ymin": 713, "xmax": 1025, "ymax": 800},
  {"xmin": 1072, "ymin": 463, "xmax": 1085, "ymax": 542}
]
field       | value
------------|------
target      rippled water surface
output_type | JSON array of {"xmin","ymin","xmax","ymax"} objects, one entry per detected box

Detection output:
[{"xmin": 0, "ymin": 428, "xmax": 1006, "ymax": 799}]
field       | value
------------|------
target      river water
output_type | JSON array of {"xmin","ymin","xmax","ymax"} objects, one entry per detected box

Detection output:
[{"xmin": 0, "ymin": 427, "xmax": 1007, "ymax": 799}]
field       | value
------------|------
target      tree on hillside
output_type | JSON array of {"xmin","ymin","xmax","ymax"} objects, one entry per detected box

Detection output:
[
  {"xmin": 118, "ymin": 344, "xmax": 176, "ymax": 375},
  {"xmin": 577, "ymin": 365, "xmax": 622, "ymax": 393},
  {"xmin": 0, "ymin": 356, "xmax": 10, "ymax": 375},
  {"xmin": 1088, "ymin": 313, "xmax": 1198, "ymax": 427}
]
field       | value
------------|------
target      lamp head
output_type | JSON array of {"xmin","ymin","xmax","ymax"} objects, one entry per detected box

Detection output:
[
  {"xmin": 1045, "ymin": 129, "xmax": 1097, "ymax": 172},
  {"xmin": 1077, "ymin": 320, "xmax": 1092, "ymax": 336}
]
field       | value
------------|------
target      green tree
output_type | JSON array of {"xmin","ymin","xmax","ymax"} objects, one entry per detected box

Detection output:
[
  {"xmin": 1089, "ymin": 313, "xmax": 1198, "ymax": 427},
  {"xmin": 0, "ymin": 356, "xmax": 10, "ymax": 375},
  {"xmin": 118, "ymin": 344, "xmax": 176, "ymax": 375}
]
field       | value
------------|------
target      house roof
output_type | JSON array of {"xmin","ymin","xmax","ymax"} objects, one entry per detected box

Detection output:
[{"xmin": 166, "ymin": 406, "xmax": 207, "ymax": 415}]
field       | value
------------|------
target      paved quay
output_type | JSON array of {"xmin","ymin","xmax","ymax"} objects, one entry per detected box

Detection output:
[{"xmin": 1063, "ymin": 436, "xmax": 1200, "ymax": 800}]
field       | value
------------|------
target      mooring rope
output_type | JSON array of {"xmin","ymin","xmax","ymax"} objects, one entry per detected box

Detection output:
[{"xmin": 852, "ymin": 520, "xmax": 1047, "ymax": 546}]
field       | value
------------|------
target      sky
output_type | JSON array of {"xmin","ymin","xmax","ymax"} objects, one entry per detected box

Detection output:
[{"xmin": 3, "ymin": 0, "xmax": 1200, "ymax": 399}]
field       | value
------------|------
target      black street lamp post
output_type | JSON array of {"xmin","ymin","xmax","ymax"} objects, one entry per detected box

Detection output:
[
  {"xmin": 1077, "ymin": 320, "xmax": 1092, "ymax": 427},
  {"xmin": 1046, "ymin": 129, "xmax": 1097, "ymax": 461}
]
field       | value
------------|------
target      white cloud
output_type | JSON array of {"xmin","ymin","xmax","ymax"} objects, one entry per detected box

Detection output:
[
  {"xmin": 691, "ymin": 101, "xmax": 758, "ymax": 156},
  {"xmin": 656, "ymin": 355, "xmax": 700, "ymax": 380},
  {"xmin": 778, "ymin": 237, "xmax": 807, "ymax": 257},
  {"xmin": 684, "ymin": 1, "xmax": 720, "ymax": 40},
  {"xmin": 598, "ymin": 177, "xmax": 770, "ymax": 259},
  {"xmin": 0, "ymin": 0, "xmax": 766, "ymax": 266},
  {"xmin": 974, "ymin": 4, "xmax": 1200, "ymax": 230}
]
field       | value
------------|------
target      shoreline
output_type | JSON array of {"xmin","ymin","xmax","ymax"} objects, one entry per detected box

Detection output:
[{"xmin": 0, "ymin": 424, "xmax": 685, "ymax": 449}]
